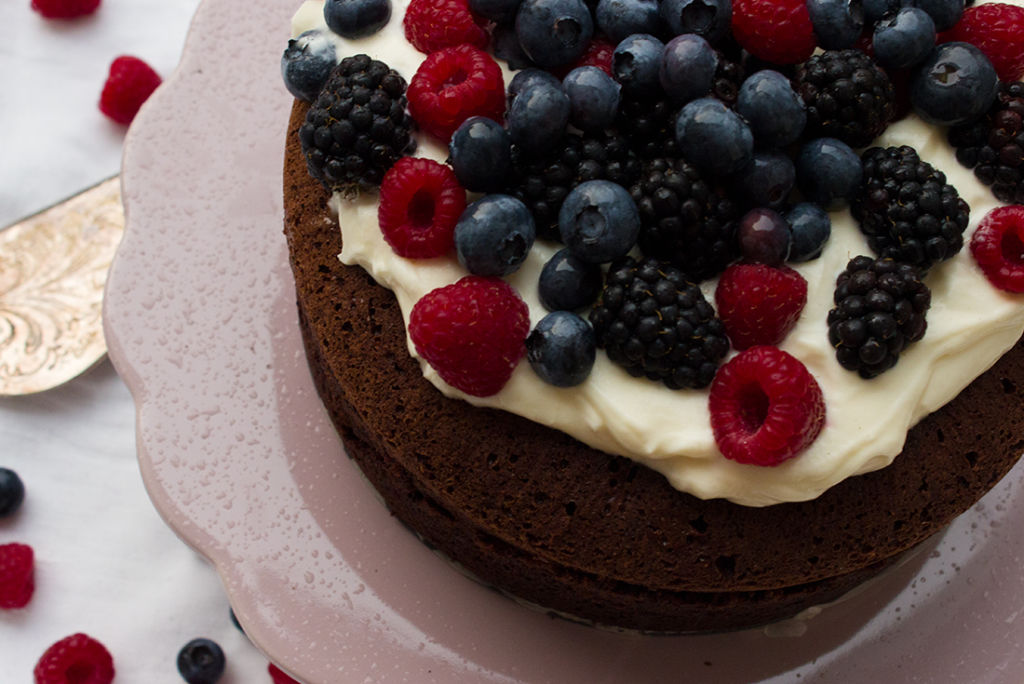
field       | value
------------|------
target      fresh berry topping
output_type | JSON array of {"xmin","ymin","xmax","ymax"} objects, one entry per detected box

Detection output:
[
  {"xmin": 827, "ymin": 256, "xmax": 931, "ymax": 378},
  {"xmin": 731, "ymin": 0, "xmax": 817, "ymax": 65},
  {"xmin": 716, "ymin": 264, "xmax": 807, "ymax": 350},
  {"xmin": 872, "ymin": 7, "xmax": 936, "ymax": 71},
  {"xmin": 596, "ymin": 0, "xmax": 660, "ymax": 43},
  {"xmin": 0, "ymin": 542, "xmax": 34, "ymax": 609},
  {"xmin": 795, "ymin": 137, "xmax": 863, "ymax": 211},
  {"xmin": 675, "ymin": 97, "xmax": 753, "ymax": 177},
  {"xmin": 268, "ymin": 664, "xmax": 301, "ymax": 684},
  {"xmin": 0, "ymin": 467, "xmax": 25, "ymax": 517},
  {"xmin": 30, "ymin": 0, "xmax": 99, "ymax": 19},
  {"xmin": 660, "ymin": 34, "xmax": 718, "ymax": 103},
  {"xmin": 612, "ymin": 34, "xmax": 665, "ymax": 97},
  {"xmin": 526, "ymin": 311, "xmax": 597, "ymax": 386},
  {"xmin": 911, "ymin": 42, "xmax": 999, "ymax": 127},
  {"xmin": 409, "ymin": 276, "xmax": 530, "ymax": 396},
  {"xmin": 378, "ymin": 157, "xmax": 465, "ymax": 259},
  {"xmin": 176, "ymin": 638, "xmax": 225, "ymax": 684},
  {"xmin": 507, "ymin": 79, "xmax": 571, "ymax": 156},
  {"xmin": 735, "ymin": 70, "xmax": 806, "ymax": 150},
  {"xmin": 736, "ymin": 208, "xmax": 792, "ymax": 265},
  {"xmin": 403, "ymin": 0, "xmax": 488, "ymax": 53},
  {"xmin": 806, "ymin": 0, "xmax": 864, "ymax": 50},
  {"xmin": 516, "ymin": 0, "xmax": 595, "ymax": 69},
  {"xmin": 733, "ymin": 151, "xmax": 796, "ymax": 209},
  {"xmin": 455, "ymin": 195, "xmax": 536, "ymax": 276},
  {"xmin": 709, "ymin": 346, "xmax": 825, "ymax": 466},
  {"xmin": 559, "ymin": 180, "xmax": 640, "ymax": 263},
  {"xmin": 786, "ymin": 202, "xmax": 832, "ymax": 262},
  {"xmin": 469, "ymin": 0, "xmax": 519, "ymax": 22},
  {"xmin": 660, "ymin": 0, "xmax": 733, "ymax": 44},
  {"xmin": 863, "ymin": 0, "xmax": 899, "ymax": 23},
  {"xmin": 940, "ymin": 2, "xmax": 1024, "ymax": 82},
  {"xmin": 281, "ymin": 30, "xmax": 337, "ymax": 101},
  {"xmin": 324, "ymin": 0, "xmax": 392, "ymax": 38},
  {"xmin": 970, "ymin": 205, "xmax": 1024, "ymax": 293},
  {"xmin": 562, "ymin": 66, "xmax": 620, "ymax": 133},
  {"xmin": 538, "ymin": 248, "xmax": 603, "ymax": 311},
  {"xmin": 564, "ymin": 37, "xmax": 616, "ymax": 77},
  {"xmin": 949, "ymin": 81, "xmax": 1024, "ymax": 204},
  {"xmin": 34, "ymin": 633, "xmax": 114, "ymax": 684},
  {"xmin": 98, "ymin": 56, "xmax": 162, "ymax": 126},
  {"xmin": 448, "ymin": 117, "xmax": 512, "ymax": 193},
  {"xmin": 913, "ymin": 0, "xmax": 966, "ymax": 31},
  {"xmin": 407, "ymin": 44, "xmax": 505, "ymax": 141}
]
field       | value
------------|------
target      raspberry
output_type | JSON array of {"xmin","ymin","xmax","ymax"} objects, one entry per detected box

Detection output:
[
  {"xmin": 0, "ymin": 542, "xmax": 34, "ymax": 608},
  {"xmin": 31, "ymin": 0, "xmax": 99, "ymax": 18},
  {"xmin": 940, "ymin": 3, "xmax": 1024, "ymax": 83},
  {"xmin": 378, "ymin": 157, "xmax": 466, "ymax": 258},
  {"xmin": 34, "ymin": 633, "xmax": 115, "ymax": 684},
  {"xmin": 731, "ymin": 0, "xmax": 817, "ymax": 65},
  {"xmin": 98, "ymin": 56, "xmax": 162, "ymax": 125},
  {"xmin": 268, "ymin": 663, "xmax": 301, "ymax": 684},
  {"xmin": 407, "ymin": 44, "xmax": 505, "ymax": 141},
  {"xmin": 970, "ymin": 205, "xmax": 1024, "ymax": 293},
  {"xmin": 715, "ymin": 264, "xmax": 808, "ymax": 350},
  {"xmin": 554, "ymin": 38, "xmax": 616, "ymax": 78},
  {"xmin": 403, "ymin": 0, "xmax": 488, "ymax": 53},
  {"xmin": 409, "ymin": 276, "xmax": 530, "ymax": 397},
  {"xmin": 709, "ymin": 346, "xmax": 826, "ymax": 466}
]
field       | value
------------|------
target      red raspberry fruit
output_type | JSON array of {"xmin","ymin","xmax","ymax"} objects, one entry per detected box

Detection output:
[
  {"xmin": 971, "ymin": 205, "xmax": 1024, "ymax": 293},
  {"xmin": 709, "ymin": 346, "xmax": 826, "ymax": 466},
  {"xmin": 31, "ymin": 0, "xmax": 99, "ymax": 19},
  {"xmin": 379, "ymin": 157, "xmax": 466, "ymax": 258},
  {"xmin": 99, "ymin": 56, "xmax": 162, "ymax": 125},
  {"xmin": 732, "ymin": 0, "xmax": 817, "ymax": 65},
  {"xmin": 554, "ymin": 38, "xmax": 616, "ymax": 78},
  {"xmin": 404, "ymin": 0, "xmax": 489, "ymax": 54},
  {"xmin": 0, "ymin": 542, "xmax": 34, "ymax": 608},
  {"xmin": 940, "ymin": 3, "xmax": 1024, "ymax": 82},
  {"xmin": 409, "ymin": 276, "xmax": 530, "ymax": 397},
  {"xmin": 34, "ymin": 633, "xmax": 115, "ymax": 684},
  {"xmin": 715, "ymin": 263, "xmax": 808, "ymax": 350},
  {"xmin": 268, "ymin": 663, "xmax": 301, "ymax": 684},
  {"xmin": 407, "ymin": 45, "xmax": 505, "ymax": 141}
]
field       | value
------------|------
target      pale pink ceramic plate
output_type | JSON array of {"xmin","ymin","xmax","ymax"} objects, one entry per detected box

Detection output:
[{"xmin": 103, "ymin": 1, "xmax": 1024, "ymax": 681}]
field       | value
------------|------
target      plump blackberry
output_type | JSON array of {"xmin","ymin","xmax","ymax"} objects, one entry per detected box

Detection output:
[
  {"xmin": 615, "ymin": 92, "xmax": 679, "ymax": 160},
  {"xmin": 629, "ymin": 156, "xmax": 743, "ymax": 282},
  {"xmin": 589, "ymin": 257, "xmax": 730, "ymax": 389},
  {"xmin": 827, "ymin": 256, "xmax": 931, "ymax": 378},
  {"xmin": 711, "ymin": 49, "xmax": 745, "ymax": 108},
  {"xmin": 948, "ymin": 81, "xmax": 1024, "ymax": 204},
  {"xmin": 298, "ymin": 54, "xmax": 414, "ymax": 193},
  {"xmin": 852, "ymin": 145, "xmax": 970, "ymax": 269},
  {"xmin": 795, "ymin": 49, "xmax": 896, "ymax": 148}
]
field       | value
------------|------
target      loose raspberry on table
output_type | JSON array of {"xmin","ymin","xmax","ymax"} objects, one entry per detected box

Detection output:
[
  {"xmin": 409, "ymin": 276, "xmax": 530, "ymax": 397},
  {"xmin": 407, "ymin": 44, "xmax": 505, "ymax": 141},
  {"xmin": 971, "ymin": 205, "xmax": 1024, "ymax": 293},
  {"xmin": 709, "ymin": 346, "xmax": 826, "ymax": 466},
  {"xmin": 0, "ymin": 542, "xmax": 34, "ymax": 609},
  {"xmin": 268, "ymin": 663, "xmax": 301, "ymax": 684},
  {"xmin": 404, "ymin": 0, "xmax": 489, "ymax": 53},
  {"xmin": 715, "ymin": 264, "xmax": 807, "ymax": 350},
  {"xmin": 731, "ymin": 0, "xmax": 817, "ymax": 65},
  {"xmin": 379, "ymin": 157, "xmax": 466, "ymax": 258},
  {"xmin": 34, "ymin": 633, "xmax": 115, "ymax": 684},
  {"xmin": 940, "ymin": 3, "xmax": 1024, "ymax": 83},
  {"xmin": 31, "ymin": 0, "xmax": 99, "ymax": 19},
  {"xmin": 98, "ymin": 56, "xmax": 162, "ymax": 125}
]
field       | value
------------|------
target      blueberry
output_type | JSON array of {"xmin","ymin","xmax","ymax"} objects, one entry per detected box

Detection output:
[
  {"xmin": 659, "ymin": 0, "xmax": 732, "ymax": 45},
  {"xmin": 596, "ymin": 0, "xmax": 661, "ymax": 43},
  {"xmin": 0, "ymin": 468, "xmax": 25, "ymax": 518},
  {"xmin": 323, "ymin": 0, "xmax": 391, "ymax": 38},
  {"xmin": 449, "ymin": 117, "xmax": 512, "ymax": 193},
  {"xmin": 470, "ymin": 0, "xmax": 523, "ymax": 23},
  {"xmin": 737, "ymin": 208, "xmax": 792, "ymax": 266},
  {"xmin": 660, "ymin": 34, "xmax": 718, "ymax": 103},
  {"xmin": 786, "ymin": 202, "xmax": 832, "ymax": 262},
  {"xmin": 176, "ymin": 638, "xmax": 225, "ymax": 684},
  {"xmin": 675, "ymin": 97, "xmax": 754, "ymax": 177},
  {"xmin": 611, "ymin": 33, "xmax": 665, "ymax": 96},
  {"xmin": 902, "ymin": 0, "xmax": 964, "ymax": 32},
  {"xmin": 910, "ymin": 42, "xmax": 999, "ymax": 126},
  {"xmin": 538, "ymin": 248, "xmax": 603, "ymax": 311},
  {"xmin": 806, "ymin": 0, "xmax": 864, "ymax": 50},
  {"xmin": 559, "ymin": 180, "xmax": 640, "ymax": 263},
  {"xmin": 795, "ymin": 137, "xmax": 862, "ymax": 210},
  {"xmin": 526, "ymin": 311, "xmax": 597, "ymax": 387},
  {"xmin": 516, "ymin": 0, "xmax": 594, "ymax": 68},
  {"xmin": 863, "ymin": 0, "xmax": 899, "ymax": 22},
  {"xmin": 492, "ymin": 22, "xmax": 535, "ymax": 70},
  {"xmin": 733, "ymin": 151, "xmax": 795, "ymax": 209},
  {"xmin": 873, "ymin": 7, "xmax": 935, "ymax": 70},
  {"xmin": 508, "ymin": 68, "xmax": 561, "ymax": 101},
  {"xmin": 735, "ymin": 70, "xmax": 806, "ymax": 149},
  {"xmin": 562, "ymin": 66, "xmax": 621, "ymax": 132},
  {"xmin": 280, "ymin": 30, "xmax": 337, "ymax": 102},
  {"xmin": 507, "ymin": 81, "xmax": 571, "ymax": 154},
  {"xmin": 455, "ymin": 195, "xmax": 537, "ymax": 276}
]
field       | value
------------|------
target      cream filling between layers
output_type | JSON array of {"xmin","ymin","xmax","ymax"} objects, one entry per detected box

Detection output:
[{"xmin": 293, "ymin": 0, "xmax": 1024, "ymax": 506}]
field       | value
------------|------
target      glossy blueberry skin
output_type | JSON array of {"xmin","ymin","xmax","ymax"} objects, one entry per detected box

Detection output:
[
  {"xmin": 515, "ymin": 0, "xmax": 594, "ymax": 68},
  {"xmin": 507, "ymin": 81, "xmax": 571, "ymax": 154},
  {"xmin": 559, "ymin": 180, "xmax": 640, "ymax": 263},
  {"xmin": 863, "ymin": 0, "xmax": 899, "ymax": 22},
  {"xmin": 0, "ymin": 468, "xmax": 25, "ymax": 518},
  {"xmin": 492, "ymin": 23, "xmax": 535, "ymax": 70},
  {"xmin": 538, "ymin": 248, "xmax": 603, "ymax": 311},
  {"xmin": 737, "ymin": 208, "xmax": 792, "ymax": 266},
  {"xmin": 675, "ymin": 97, "xmax": 754, "ymax": 177},
  {"xmin": 280, "ymin": 30, "xmax": 338, "ymax": 102},
  {"xmin": 659, "ymin": 0, "xmax": 732, "ymax": 45},
  {"xmin": 733, "ymin": 151, "xmax": 795, "ymax": 209},
  {"xmin": 873, "ymin": 7, "xmax": 935, "ymax": 70},
  {"xmin": 455, "ymin": 195, "xmax": 537, "ymax": 276},
  {"xmin": 796, "ymin": 137, "xmax": 863, "ymax": 210},
  {"xmin": 449, "ymin": 117, "xmax": 512, "ymax": 193},
  {"xmin": 786, "ymin": 202, "xmax": 832, "ymax": 262},
  {"xmin": 526, "ymin": 311, "xmax": 597, "ymax": 387},
  {"xmin": 176, "ymin": 638, "xmax": 226, "ymax": 684},
  {"xmin": 806, "ymin": 0, "xmax": 864, "ymax": 50},
  {"xmin": 563, "ymin": 66, "xmax": 621, "ymax": 132},
  {"xmin": 735, "ymin": 70, "xmax": 806, "ymax": 149},
  {"xmin": 596, "ymin": 0, "xmax": 661, "ymax": 43},
  {"xmin": 660, "ymin": 34, "xmax": 718, "ymax": 103},
  {"xmin": 910, "ymin": 42, "xmax": 999, "ymax": 127},
  {"xmin": 508, "ymin": 68, "xmax": 561, "ymax": 101},
  {"xmin": 470, "ymin": 0, "xmax": 522, "ymax": 23},
  {"xmin": 323, "ymin": 0, "xmax": 391, "ymax": 38},
  {"xmin": 612, "ymin": 33, "xmax": 665, "ymax": 96},
  {"xmin": 904, "ymin": 0, "xmax": 964, "ymax": 32}
]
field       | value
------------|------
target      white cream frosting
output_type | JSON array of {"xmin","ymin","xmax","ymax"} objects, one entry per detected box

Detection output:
[{"xmin": 292, "ymin": 0, "xmax": 1024, "ymax": 506}]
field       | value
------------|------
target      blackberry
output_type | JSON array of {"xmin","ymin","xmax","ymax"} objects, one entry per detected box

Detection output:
[
  {"xmin": 711, "ymin": 48, "xmax": 745, "ymax": 108},
  {"xmin": 589, "ymin": 256, "xmax": 729, "ymax": 389},
  {"xmin": 629, "ymin": 156, "xmax": 743, "ymax": 281},
  {"xmin": 852, "ymin": 145, "xmax": 970, "ymax": 269},
  {"xmin": 795, "ymin": 49, "xmax": 896, "ymax": 148},
  {"xmin": 298, "ymin": 54, "xmax": 414, "ymax": 193},
  {"xmin": 827, "ymin": 256, "xmax": 931, "ymax": 378},
  {"xmin": 615, "ymin": 91, "xmax": 679, "ymax": 160},
  {"xmin": 948, "ymin": 81, "xmax": 1024, "ymax": 204}
]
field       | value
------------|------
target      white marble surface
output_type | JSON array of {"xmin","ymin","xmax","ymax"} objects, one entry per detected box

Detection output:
[{"xmin": 0, "ymin": 1, "xmax": 274, "ymax": 681}]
